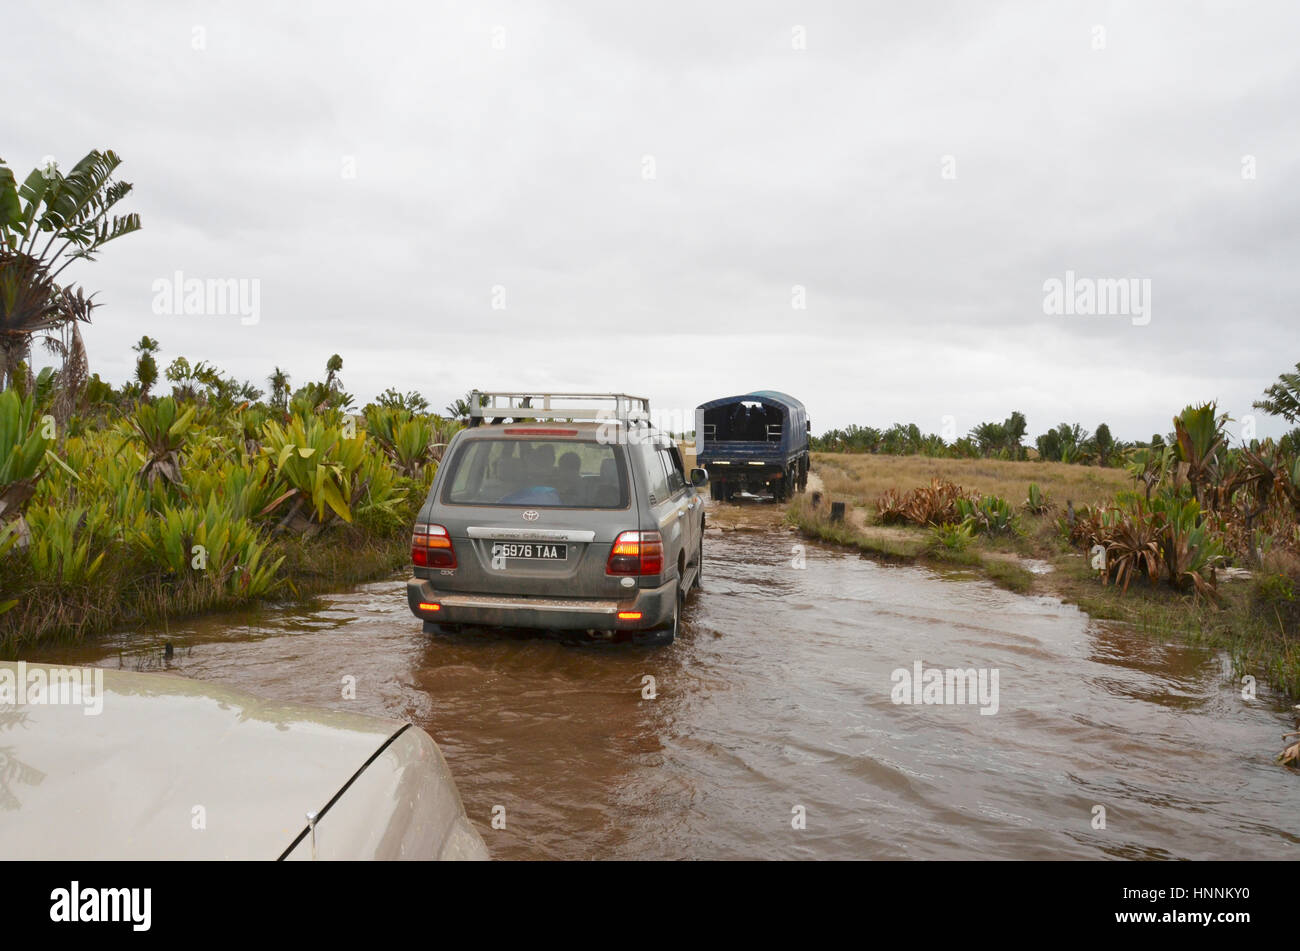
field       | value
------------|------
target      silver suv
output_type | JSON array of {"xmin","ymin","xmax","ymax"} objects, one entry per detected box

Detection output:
[{"xmin": 406, "ymin": 392, "xmax": 707, "ymax": 645}]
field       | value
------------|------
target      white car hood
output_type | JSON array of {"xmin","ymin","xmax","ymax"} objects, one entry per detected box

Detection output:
[{"xmin": 0, "ymin": 662, "xmax": 481, "ymax": 860}]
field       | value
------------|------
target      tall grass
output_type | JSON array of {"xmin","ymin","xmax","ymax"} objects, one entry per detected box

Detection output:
[{"xmin": 0, "ymin": 393, "xmax": 442, "ymax": 653}]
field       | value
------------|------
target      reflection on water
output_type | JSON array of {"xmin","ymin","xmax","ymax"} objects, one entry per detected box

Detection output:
[
  {"xmin": 30, "ymin": 523, "xmax": 1300, "ymax": 859},
  {"xmin": 0, "ymin": 708, "xmax": 45, "ymax": 811}
]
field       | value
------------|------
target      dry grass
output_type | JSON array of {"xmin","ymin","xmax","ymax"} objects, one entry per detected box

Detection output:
[{"xmin": 813, "ymin": 452, "xmax": 1133, "ymax": 513}]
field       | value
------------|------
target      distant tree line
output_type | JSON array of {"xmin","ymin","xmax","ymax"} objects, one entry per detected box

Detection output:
[{"xmin": 809, "ymin": 410, "xmax": 1300, "ymax": 467}]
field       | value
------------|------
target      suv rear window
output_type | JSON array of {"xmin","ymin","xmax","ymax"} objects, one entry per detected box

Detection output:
[{"xmin": 441, "ymin": 438, "xmax": 629, "ymax": 508}]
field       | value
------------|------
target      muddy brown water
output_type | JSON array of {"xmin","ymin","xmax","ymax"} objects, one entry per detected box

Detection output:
[{"xmin": 31, "ymin": 511, "xmax": 1300, "ymax": 859}]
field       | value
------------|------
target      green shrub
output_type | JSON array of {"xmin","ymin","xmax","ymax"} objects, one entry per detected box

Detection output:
[
  {"xmin": 929, "ymin": 520, "xmax": 974, "ymax": 552},
  {"xmin": 1255, "ymin": 573, "xmax": 1295, "ymax": 604},
  {"xmin": 957, "ymin": 494, "xmax": 1020, "ymax": 536}
]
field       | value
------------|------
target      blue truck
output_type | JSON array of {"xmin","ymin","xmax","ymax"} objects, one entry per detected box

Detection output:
[{"xmin": 694, "ymin": 391, "xmax": 810, "ymax": 502}]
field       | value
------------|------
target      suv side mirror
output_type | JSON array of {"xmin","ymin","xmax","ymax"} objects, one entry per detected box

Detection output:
[
  {"xmin": 806, "ymin": 420, "xmax": 811, "ymax": 432},
  {"xmin": 689, "ymin": 467, "xmax": 708, "ymax": 487}
]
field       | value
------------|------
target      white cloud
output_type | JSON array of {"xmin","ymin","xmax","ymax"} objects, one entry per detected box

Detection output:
[{"xmin": 10, "ymin": 0, "xmax": 1299, "ymax": 441}]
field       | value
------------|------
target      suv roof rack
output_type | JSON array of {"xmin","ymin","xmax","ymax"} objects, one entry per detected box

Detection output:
[{"xmin": 467, "ymin": 391, "xmax": 652, "ymax": 427}]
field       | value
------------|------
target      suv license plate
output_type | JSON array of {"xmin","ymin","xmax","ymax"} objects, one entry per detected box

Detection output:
[{"xmin": 491, "ymin": 543, "xmax": 568, "ymax": 561}]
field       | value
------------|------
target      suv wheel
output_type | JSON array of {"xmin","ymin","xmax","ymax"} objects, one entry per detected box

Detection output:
[
  {"xmin": 640, "ymin": 584, "xmax": 681, "ymax": 646},
  {"xmin": 694, "ymin": 536, "xmax": 703, "ymax": 589}
]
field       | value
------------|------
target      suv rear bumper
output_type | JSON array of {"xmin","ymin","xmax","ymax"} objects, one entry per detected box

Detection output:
[{"xmin": 406, "ymin": 577, "xmax": 676, "ymax": 631}]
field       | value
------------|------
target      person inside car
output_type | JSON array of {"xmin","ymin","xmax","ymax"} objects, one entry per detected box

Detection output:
[{"xmin": 555, "ymin": 451, "xmax": 582, "ymax": 503}]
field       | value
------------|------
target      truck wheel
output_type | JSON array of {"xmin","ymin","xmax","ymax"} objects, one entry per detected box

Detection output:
[
  {"xmin": 776, "ymin": 470, "xmax": 792, "ymax": 501},
  {"xmin": 694, "ymin": 535, "xmax": 703, "ymax": 589}
]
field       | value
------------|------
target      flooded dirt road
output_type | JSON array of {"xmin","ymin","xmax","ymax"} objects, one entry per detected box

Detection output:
[{"xmin": 33, "ymin": 514, "xmax": 1299, "ymax": 859}]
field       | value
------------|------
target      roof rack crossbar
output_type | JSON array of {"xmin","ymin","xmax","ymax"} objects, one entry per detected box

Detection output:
[{"xmin": 467, "ymin": 391, "xmax": 652, "ymax": 425}]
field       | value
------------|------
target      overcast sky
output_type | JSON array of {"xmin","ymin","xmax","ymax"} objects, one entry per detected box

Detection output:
[{"xmin": 9, "ymin": 0, "xmax": 1300, "ymax": 442}]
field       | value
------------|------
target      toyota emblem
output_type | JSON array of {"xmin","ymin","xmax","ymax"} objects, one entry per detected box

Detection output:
[{"xmin": 521, "ymin": 510, "xmax": 540, "ymax": 521}]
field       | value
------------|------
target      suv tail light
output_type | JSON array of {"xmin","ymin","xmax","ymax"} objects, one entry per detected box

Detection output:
[
  {"xmin": 606, "ymin": 530, "xmax": 663, "ymax": 576},
  {"xmin": 412, "ymin": 523, "xmax": 457, "ymax": 569}
]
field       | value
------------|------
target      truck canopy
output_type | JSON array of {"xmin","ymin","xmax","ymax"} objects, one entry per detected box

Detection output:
[{"xmin": 695, "ymin": 391, "xmax": 809, "ymax": 460}]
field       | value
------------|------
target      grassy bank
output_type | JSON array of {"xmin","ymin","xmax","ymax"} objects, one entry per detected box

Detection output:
[
  {"xmin": 788, "ymin": 493, "xmax": 1032, "ymax": 589},
  {"xmin": 792, "ymin": 452, "xmax": 1300, "ymax": 702},
  {"xmin": 0, "ymin": 531, "xmax": 412, "ymax": 652}
]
